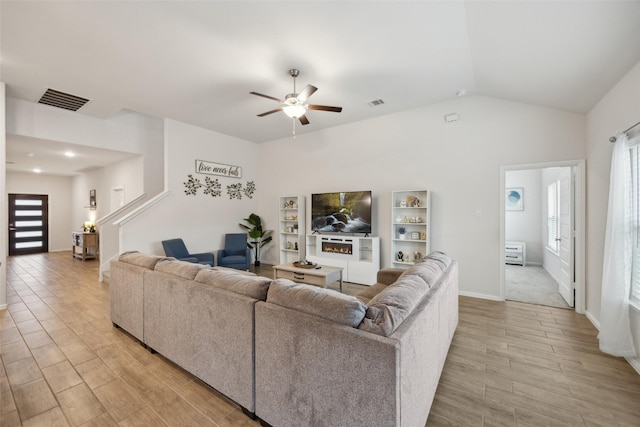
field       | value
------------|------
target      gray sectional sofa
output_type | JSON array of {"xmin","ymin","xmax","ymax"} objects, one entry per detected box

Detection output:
[{"xmin": 109, "ymin": 250, "xmax": 458, "ymax": 426}]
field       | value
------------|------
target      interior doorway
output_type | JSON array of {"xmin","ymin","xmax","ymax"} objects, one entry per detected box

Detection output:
[
  {"xmin": 8, "ymin": 193, "xmax": 49, "ymax": 255},
  {"xmin": 500, "ymin": 160, "xmax": 585, "ymax": 314}
]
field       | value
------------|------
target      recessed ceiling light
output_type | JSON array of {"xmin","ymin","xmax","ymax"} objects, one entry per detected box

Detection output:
[
  {"xmin": 33, "ymin": 168, "xmax": 42, "ymax": 173},
  {"xmin": 456, "ymin": 89, "xmax": 468, "ymax": 97},
  {"xmin": 64, "ymin": 151, "xmax": 75, "ymax": 158},
  {"xmin": 27, "ymin": 152, "xmax": 35, "ymax": 157}
]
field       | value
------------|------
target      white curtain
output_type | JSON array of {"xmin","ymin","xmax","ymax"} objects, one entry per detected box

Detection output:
[{"xmin": 599, "ymin": 133, "xmax": 637, "ymax": 357}]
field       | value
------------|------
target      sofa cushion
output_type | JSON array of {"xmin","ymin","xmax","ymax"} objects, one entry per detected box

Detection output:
[
  {"xmin": 359, "ymin": 274, "xmax": 429, "ymax": 336},
  {"xmin": 418, "ymin": 251, "xmax": 452, "ymax": 268},
  {"xmin": 212, "ymin": 266, "xmax": 255, "ymax": 276},
  {"xmin": 355, "ymin": 282, "xmax": 389, "ymax": 304},
  {"xmin": 195, "ymin": 269, "xmax": 270, "ymax": 300},
  {"xmin": 400, "ymin": 262, "xmax": 442, "ymax": 289},
  {"xmin": 154, "ymin": 258, "xmax": 209, "ymax": 280},
  {"xmin": 118, "ymin": 251, "xmax": 168, "ymax": 270},
  {"xmin": 267, "ymin": 279, "xmax": 367, "ymax": 328}
]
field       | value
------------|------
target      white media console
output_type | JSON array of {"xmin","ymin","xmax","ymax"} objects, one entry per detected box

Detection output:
[{"xmin": 305, "ymin": 234, "xmax": 380, "ymax": 286}]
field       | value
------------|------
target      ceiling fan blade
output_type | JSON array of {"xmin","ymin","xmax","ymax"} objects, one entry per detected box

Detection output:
[
  {"xmin": 298, "ymin": 114, "xmax": 310, "ymax": 125},
  {"xmin": 250, "ymin": 92, "xmax": 283, "ymax": 103},
  {"xmin": 297, "ymin": 85, "xmax": 318, "ymax": 103},
  {"xmin": 308, "ymin": 104, "xmax": 343, "ymax": 113},
  {"xmin": 257, "ymin": 108, "xmax": 283, "ymax": 117}
]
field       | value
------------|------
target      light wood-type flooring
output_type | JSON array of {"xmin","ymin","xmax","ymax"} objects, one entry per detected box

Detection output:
[{"xmin": 1, "ymin": 252, "xmax": 639, "ymax": 426}]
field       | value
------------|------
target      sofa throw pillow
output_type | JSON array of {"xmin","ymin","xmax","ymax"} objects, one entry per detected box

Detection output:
[
  {"xmin": 154, "ymin": 258, "xmax": 209, "ymax": 280},
  {"xmin": 195, "ymin": 269, "xmax": 270, "ymax": 301},
  {"xmin": 119, "ymin": 251, "xmax": 168, "ymax": 270},
  {"xmin": 359, "ymin": 274, "xmax": 429, "ymax": 336},
  {"xmin": 267, "ymin": 279, "xmax": 367, "ymax": 328}
]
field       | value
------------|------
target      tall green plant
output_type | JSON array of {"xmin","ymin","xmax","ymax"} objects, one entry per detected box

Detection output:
[{"xmin": 239, "ymin": 213, "xmax": 273, "ymax": 266}]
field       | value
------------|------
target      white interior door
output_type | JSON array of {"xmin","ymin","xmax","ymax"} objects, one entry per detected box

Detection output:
[{"xmin": 558, "ymin": 170, "xmax": 574, "ymax": 307}]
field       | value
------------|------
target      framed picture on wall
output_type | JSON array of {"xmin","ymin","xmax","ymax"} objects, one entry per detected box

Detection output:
[
  {"xmin": 89, "ymin": 190, "xmax": 97, "ymax": 209},
  {"xmin": 505, "ymin": 188, "xmax": 523, "ymax": 211}
]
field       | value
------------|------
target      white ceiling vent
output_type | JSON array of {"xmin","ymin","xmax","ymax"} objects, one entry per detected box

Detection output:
[
  {"xmin": 368, "ymin": 99, "xmax": 385, "ymax": 107},
  {"xmin": 38, "ymin": 88, "xmax": 90, "ymax": 111}
]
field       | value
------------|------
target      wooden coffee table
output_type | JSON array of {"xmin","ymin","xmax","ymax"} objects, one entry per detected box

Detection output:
[{"xmin": 273, "ymin": 263, "xmax": 344, "ymax": 293}]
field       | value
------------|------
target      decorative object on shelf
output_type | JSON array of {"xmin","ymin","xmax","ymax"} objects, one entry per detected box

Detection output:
[
  {"xmin": 410, "ymin": 231, "xmax": 420, "ymax": 240},
  {"xmin": 89, "ymin": 190, "xmax": 96, "ymax": 210},
  {"xmin": 82, "ymin": 222, "xmax": 96, "ymax": 232},
  {"xmin": 293, "ymin": 260, "xmax": 317, "ymax": 269},
  {"xmin": 398, "ymin": 227, "xmax": 406, "ymax": 240},
  {"xmin": 406, "ymin": 195, "xmax": 420, "ymax": 207},
  {"xmin": 421, "ymin": 232, "xmax": 427, "ymax": 240},
  {"xmin": 397, "ymin": 251, "xmax": 404, "ymax": 262},
  {"xmin": 505, "ymin": 187, "xmax": 524, "ymax": 211},
  {"xmin": 414, "ymin": 251, "xmax": 422, "ymax": 261},
  {"xmin": 285, "ymin": 241, "xmax": 292, "ymax": 249},
  {"xmin": 294, "ymin": 242, "xmax": 298, "ymax": 251},
  {"xmin": 283, "ymin": 199, "xmax": 297, "ymax": 209},
  {"xmin": 239, "ymin": 213, "xmax": 273, "ymax": 266},
  {"xmin": 400, "ymin": 200, "xmax": 407, "ymax": 207},
  {"xmin": 395, "ymin": 215, "xmax": 402, "ymax": 223}
]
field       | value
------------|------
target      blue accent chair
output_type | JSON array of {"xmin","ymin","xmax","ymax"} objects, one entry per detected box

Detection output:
[
  {"xmin": 218, "ymin": 233, "xmax": 251, "ymax": 270},
  {"xmin": 161, "ymin": 238, "xmax": 214, "ymax": 266}
]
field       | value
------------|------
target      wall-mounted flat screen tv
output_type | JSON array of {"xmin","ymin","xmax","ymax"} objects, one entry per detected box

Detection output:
[{"xmin": 311, "ymin": 191, "xmax": 372, "ymax": 234}]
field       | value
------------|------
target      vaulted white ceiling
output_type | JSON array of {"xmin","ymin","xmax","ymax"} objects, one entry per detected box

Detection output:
[{"xmin": 2, "ymin": 1, "xmax": 640, "ymax": 172}]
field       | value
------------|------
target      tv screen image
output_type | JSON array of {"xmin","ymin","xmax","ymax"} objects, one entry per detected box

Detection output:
[{"xmin": 311, "ymin": 191, "xmax": 372, "ymax": 233}]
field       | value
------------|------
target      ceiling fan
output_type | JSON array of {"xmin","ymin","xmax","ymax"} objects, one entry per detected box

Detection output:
[{"xmin": 250, "ymin": 69, "xmax": 342, "ymax": 136}]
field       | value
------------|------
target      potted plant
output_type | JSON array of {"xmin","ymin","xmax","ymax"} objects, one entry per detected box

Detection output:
[
  {"xmin": 239, "ymin": 213, "xmax": 273, "ymax": 266},
  {"xmin": 398, "ymin": 226, "xmax": 406, "ymax": 240}
]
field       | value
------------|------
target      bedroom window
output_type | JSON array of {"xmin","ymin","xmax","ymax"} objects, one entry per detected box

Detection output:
[{"xmin": 547, "ymin": 180, "xmax": 560, "ymax": 254}]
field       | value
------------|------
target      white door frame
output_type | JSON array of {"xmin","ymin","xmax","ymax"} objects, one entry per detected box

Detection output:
[{"xmin": 500, "ymin": 159, "xmax": 586, "ymax": 314}]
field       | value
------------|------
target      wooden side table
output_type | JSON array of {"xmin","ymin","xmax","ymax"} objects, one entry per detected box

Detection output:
[{"xmin": 72, "ymin": 231, "xmax": 99, "ymax": 261}]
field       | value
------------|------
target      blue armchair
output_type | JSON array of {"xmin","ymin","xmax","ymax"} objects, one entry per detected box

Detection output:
[
  {"xmin": 161, "ymin": 238, "xmax": 214, "ymax": 266},
  {"xmin": 218, "ymin": 233, "xmax": 251, "ymax": 270}
]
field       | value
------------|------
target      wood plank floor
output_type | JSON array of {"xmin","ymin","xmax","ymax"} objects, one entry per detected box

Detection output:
[{"xmin": 1, "ymin": 252, "xmax": 639, "ymax": 426}]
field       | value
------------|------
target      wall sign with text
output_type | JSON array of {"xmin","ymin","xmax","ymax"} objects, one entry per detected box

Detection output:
[{"xmin": 195, "ymin": 159, "xmax": 242, "ymax": 178}]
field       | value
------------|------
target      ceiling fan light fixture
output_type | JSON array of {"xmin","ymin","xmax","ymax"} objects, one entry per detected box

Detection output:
[{"xmin": 283, "ymin": 104, "xmax": 307, "ymax": 118}]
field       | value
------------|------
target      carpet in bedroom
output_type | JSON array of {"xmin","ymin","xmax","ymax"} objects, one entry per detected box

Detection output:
[{"xmin": 505, "ymin": 264, "xmax": 571, "ymax": 309}]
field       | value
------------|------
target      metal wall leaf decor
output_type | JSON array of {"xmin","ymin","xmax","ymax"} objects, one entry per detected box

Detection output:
[{"xmin": 183, "ymin": 174, "xmax": 255, "ymax": 199}]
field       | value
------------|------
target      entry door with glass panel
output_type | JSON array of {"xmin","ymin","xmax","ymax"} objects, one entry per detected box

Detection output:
[{"xmin": 8, "ymin": 194, "xmax": 49, "ymax": 255}]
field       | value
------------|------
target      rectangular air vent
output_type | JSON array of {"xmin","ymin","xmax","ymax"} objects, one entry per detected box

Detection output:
[
  {"xmin": 38, "ymin": 88, "xmax": 90, "ymax": 111},
  {"xmin": 368, "ymin": 99, "xmax": 385, "ymax": 107}
]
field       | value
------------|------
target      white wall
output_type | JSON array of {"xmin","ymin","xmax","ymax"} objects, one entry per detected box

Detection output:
[
  {"xmin": 119, "ymin": 119, "xmax": 260, "ymax": 258},
  {"xmin": 587, "ymin": 59, "xmax": 640, "ymax": 369},
  {"xmin": 6, "ymin": 98, "xmax": 165, "ymax": 225},
  {"xmin": 1, "ymin": 83, "xmax": 6, "ymax": 309},
  {"xmin": 505, "ymin": 169, "xmax": 542, "ymax": 264},
  {"xmin": 71, "ymin": 155, "xmax": 144, "ymax": 230},
  {"xmin": 259, "ymin": 95, "xmax": 586, "ymax": 299},
  {"xmin": 6, "ymin": 172, "xmax": 73, "ymax": 251}
]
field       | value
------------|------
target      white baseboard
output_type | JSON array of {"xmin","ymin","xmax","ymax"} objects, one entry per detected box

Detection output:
[
  {"xmin": 626, "ymin": 356, "xmax": 640, "ymax": 375},
  {"xmin": 459, "ymin": 290, "xmax": 502, "ymax": 301},
  {"xmin": 585, "ymin": 310, "xmax": 600, "ymax": 330}
]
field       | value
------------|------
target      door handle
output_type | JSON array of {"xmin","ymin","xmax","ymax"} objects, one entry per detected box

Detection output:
[{"xmin": 9, "ymin": 227, "xmax": 17, "ymax": 231}]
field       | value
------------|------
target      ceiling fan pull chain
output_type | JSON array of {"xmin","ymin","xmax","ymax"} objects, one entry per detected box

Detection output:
[{"xmin": 292, "ymin": 118, "xmax": 297, "ymax": 139}]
